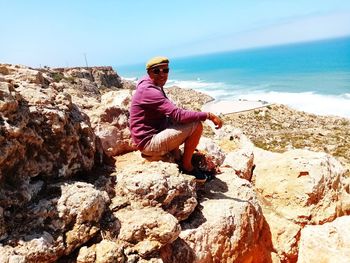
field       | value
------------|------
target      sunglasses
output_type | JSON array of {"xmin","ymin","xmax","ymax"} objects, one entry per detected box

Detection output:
[{"xmin": 151, "ymin": 68, "xmax": 169, "ymax": 74}]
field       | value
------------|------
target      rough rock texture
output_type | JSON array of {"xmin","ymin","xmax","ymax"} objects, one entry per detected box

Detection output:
[
  {"xmin": 77, "ymin": 240, "xmax": 125, "ymax": 263},
  {"xmin": 49, "ymin": 66, "xmax": 137, "ymax": 157},
  {"xmin": 53, "ymin": 66, "xmax": 123, "ymax": 90},
  {"xmin": 0, "ymin": 181, "xmax": 109, "ymax": 263},
  {"xmin": 115, "ymin": 206, "xmax": 180, "ymax": 257},
  {"xmin": 165, "ymin": 86, "xmax": 213, "ymax": 111},
  {"xmin": 112, "ymin": 161, "xmax": 198, "ymax": 222},
  {"xmin": 253, "ymin": 148, "xmax": 350, "ymax": 262},
  {"xmin": 90, "ymin": 89, "xmax": 136, "ymax": 157},
  {"xmin": 221, "ymin": 104, "xmax": 350, "ymax": 171},
  {"xmin": 297, "ymin": 215, "xmax": 350, "ymax": 263},
  {"xmin": 54, "ymin": 68, "xmax": 136, "ymax": 157},
  {"xmin": 0, "ymin": 65, "xmax": 96, "ymax": 208},
  {"xmin": 2, "ymin": 63, "xmax": 350, "ymax": 262},
  {"xmin": 162, "ymin": 168, "xmax": 271, "ymax": 263}
]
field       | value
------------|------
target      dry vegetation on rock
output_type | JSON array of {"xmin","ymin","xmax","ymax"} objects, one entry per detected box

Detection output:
[{"xmin": 1, "ymin": 64, "xmax": 350, "ymax": 263}]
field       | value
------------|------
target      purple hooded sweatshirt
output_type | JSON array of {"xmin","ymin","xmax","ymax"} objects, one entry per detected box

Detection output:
[{"xmin": 129, "ymin": 75, "xmax": 207, "ymax": 149}]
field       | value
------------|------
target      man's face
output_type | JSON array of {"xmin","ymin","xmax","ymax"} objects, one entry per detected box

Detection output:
[{"xmin": 148, "ymin": 63, "xmax": 169, "ymax": 87}]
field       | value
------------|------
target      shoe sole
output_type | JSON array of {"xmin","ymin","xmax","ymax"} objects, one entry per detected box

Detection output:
[{"xmin": 195, "ymin": 178, "xmax": 207, "ymax": 183}]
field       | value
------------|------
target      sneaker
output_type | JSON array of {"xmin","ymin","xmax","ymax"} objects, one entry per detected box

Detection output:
[{"xmin": 182, "ymin": 167, "xmax": 208, "ymax": 183}]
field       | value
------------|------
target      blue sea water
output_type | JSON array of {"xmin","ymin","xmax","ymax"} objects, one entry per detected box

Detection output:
[{"xmin": 117, "ymin": 36, "xmax": 350, "ymax": 118}]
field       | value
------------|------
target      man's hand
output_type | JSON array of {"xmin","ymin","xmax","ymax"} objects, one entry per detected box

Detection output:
[{"xmin": 207, "ymin": 112, "xmax": 223, "ymax": 129}]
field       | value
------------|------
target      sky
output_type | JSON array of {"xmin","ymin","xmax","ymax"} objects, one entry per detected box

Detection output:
[{"xmin": 1, "ymin": 0, "xmax": 350, "ymax": 68}]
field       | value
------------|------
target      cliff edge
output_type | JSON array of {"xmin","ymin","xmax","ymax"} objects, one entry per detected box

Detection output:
[{"xmin": 0, "ymin": 64, "xmax": 349, "ymax": 263}]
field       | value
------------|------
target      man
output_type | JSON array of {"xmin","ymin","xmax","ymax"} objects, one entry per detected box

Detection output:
[{"xmin": 129, "ymin": 56, "xmax": 223, "ymax": 182}]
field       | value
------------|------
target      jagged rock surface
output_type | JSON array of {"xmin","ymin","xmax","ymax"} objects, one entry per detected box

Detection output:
[
  {"xmin": 1, "ymin": 63, "xmax": 350, "ymax": 263},
  {"xmin": 0, "ymin": 181, "xmax": 109, "ymax": 263},
  {"xmin": 253, "ymin": 148, "xmax": 350, "ymax": 262},
  {"xmin": 0, "ymin": 65, "xmax": 97, "ymax": 209},
  {"xmin": 90, "ymin": 90, "xmax": 136, "ymax": 157},
  {"xmin": 162, "ymin": 168, "xmax": 271, "ymax": 263},
  {"xmin": 297, "ymin": 215, "xmax": 350, "ymax": 263}
]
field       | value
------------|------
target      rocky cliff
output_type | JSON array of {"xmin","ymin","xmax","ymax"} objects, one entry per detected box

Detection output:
[{"xmin": 0, "ymin": 64, "xmax": 349, "ymax": 263}]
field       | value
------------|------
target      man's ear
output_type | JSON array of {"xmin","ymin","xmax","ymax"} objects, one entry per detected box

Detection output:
[{"xmin": 148, "ymin": 70, "xmax": 155, "ymax": 80}]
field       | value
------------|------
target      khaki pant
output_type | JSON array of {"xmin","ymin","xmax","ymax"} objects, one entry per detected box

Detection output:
[{"xmin": 141, "ymin": 121, "xmax": 200, "ymax": 158}]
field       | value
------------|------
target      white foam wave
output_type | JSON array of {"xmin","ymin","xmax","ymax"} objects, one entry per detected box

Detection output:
[
  {"xmin": 166, "ymin": 79, "xmax": 227, "ymax": 90},
  {"xmin": 121, "ymin": 77, "xmax": 138, "ymax": 82},
  {"xmin": 166, "ymin": 78, "xmax": 350, "ymax": 118},
  {"xmin": 236, "ymin": 91, "xmax": 350, "ymax": 118}
]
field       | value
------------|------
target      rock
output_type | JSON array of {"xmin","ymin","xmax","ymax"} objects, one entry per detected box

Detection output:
[
  {"xmin": 0, "ymin": 68, "xmax": 96, "ymax": 208},
  {"xmin": 165, "ymin": 86, "xmax": 213, "ymax": 111},
  {"xmin": 2, "ymin": 62, "xmax": 349, "ymax": 262},
  {"xmin": 112, "ymin": 161, "xmax": 198, "ymax": 221},
  {"xmin": 91, "ymin": 66, "xmax": 122, "ymax": 89},
  {"xmin": 297, "ymin": 216, "xmax": 350, "ymax": 263},
  {"xmin": 91, "ymin": 90, "xmax": 136, "ymax": 156},
  {"xmin": 77, "ymin": 240, "xmax": 125, "ymax": 263},
  {"xmin": 0, "ymin": 65, "xmax": 10, "ymax": 75},
  {"xmin": 162, "ymin": 168, "xmax": 271, "ymax": 262},
  {"xmin": 214, "ymin": 125, "xmax": 254, "ymax": 153},
  {"xmin": 223, "ymin": 149, "xmax": 255, "ymax": 181},
  {"xmin": 115, "ymin": 206, "xmax": 180, "ymax": 257},
  {"xmin": 0, "ymin": 231, "xmax": 64, "ymax": 263},
  {"xmin": 120, "ymin": 78, "xmax": 136, "ymax": 90},
  {"xmin": 0, "ymin": 181, "xmax": 108, "ymax": 263},
  {"xmin": 221, "ymin": 104, "xmax": 350, "ymax": 167},
  {"xmin": 196, "ymin": 137, "xmax": 226, "ymax": 167},
  {"xmin": 253, "ymin": 148, "xmax": 350, "ymax": 261},
  {"xmin": 0, "ymin": 206, "xmax": 7, "ymax": 241}
]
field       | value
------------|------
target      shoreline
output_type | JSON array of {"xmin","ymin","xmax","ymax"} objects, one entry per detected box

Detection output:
[
  {"xmin": 201, "ymin": 97, "xmax": 350, "ymax": 120},
  {"xmin": 202, "ymin": 99, "xmax": 272, "ymax": 115},
  {"xmin": 165, "ymin": 84, "xmax": 350, "ymax": 120}
]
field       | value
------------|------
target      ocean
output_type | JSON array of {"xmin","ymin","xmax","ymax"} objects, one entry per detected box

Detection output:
[{"xmin": 117, "ymin": 36, "xmax": 350, "ymax": 118}]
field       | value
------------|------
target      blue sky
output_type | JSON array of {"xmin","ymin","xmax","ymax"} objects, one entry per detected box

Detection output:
[{"xmin": 1, "ymin": 0, "xmax": 350, "ymax": 68}]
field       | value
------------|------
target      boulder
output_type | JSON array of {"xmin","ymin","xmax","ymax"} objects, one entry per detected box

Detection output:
[
  {"xmin": 253, "ymin": 148, "xmax": 350, "ymax": 261},
  {"xmin": 115, "ymin": 206, "xmax": 180, "ymax": 257},
  {"xmin": 162, "ymin": 168, "xmax": 271, "ymax": 263},
  {"xmin": 0, "ymin": 73, "xmax": 96, "ymax": 208},
  {"xmin": 112, "ymin": 160, "xmax": 198, "ymax": 221},
  {"xmin": 223, "ymin": 149, "xmax": 255, "ymax": 181},
  {"xmin": 297, "ymin": 215, "xmax": 350, "ymax": 263},
  {"xmin": 91, "ymin": 90, "xmax": 136, "ymax": 156},
  {"xmin": 77, "ymin": 240, "xmax": 125, "ymax": 263},
  {"xmin": 0, "ymin": 181, "xmax": 108, "ymax": 263}
]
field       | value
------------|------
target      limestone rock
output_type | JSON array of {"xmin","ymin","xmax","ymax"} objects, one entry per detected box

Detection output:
[
  {"xmin": 0, "ymin": 207, "xmax": 6, "ymax": 241},
  {"xmin": 0, "ymin": 231, "xmax": 64, "ymax": 263},
  {"xmin": 58, "ymin": 181, "xmax": 108, "ymax": 226},
  {"xmin": 91, "ymin": 66, "xmax": 122, "ymax": 89},
  {"xmin": 0, "ymin": 65, "xmax": 11, "ymax": 75},
  {"xmin": 163, "ymin": 168, "xmax": 271, "ymax": 263},
  {"xmin": 253, "ymin": 148, "xmax": 350, "ymax": 261},
  {"xmin": 56, "ymin": 66, "xmax": 122, "ymax": 90},
  {"xmin": 223, "ymin": 149, "xmax": 255, "ymax": 181},
  {"xmin": 0, "ymin": 181, "xmax": 108, "ymax": 263},
  {"xmin": 220, "ymin": 104, "xmax": 350, "ymax": 168},
  {"xmin": 297, "ymin": 216, "xmax": 350, "ymax": 263},
  {"xmin": 77, "ymin": 240, "xmax": 125, "ymax": 263},
  {"xmin": 165, "ymin": 86, "xmax": 213, "ymax": 111},
  {"xmin": 213, "ymin": 125, "xmax": 254, "ymax": 153},
  {"xmin": 196, "ymin": 137, "xmax": 226, "ymax": 167},
  {"xmin": 0, "ymin": 66, "xmax": 96, "ymax": 208},
  {"xmin": 113, "ymin": 161, "xmax": 198, "ymax": 221},
  {"xmin": 115, "ymin": 206, "xmax": 180, "ymax": 257},
  {"xmin": 91, "ymin": 90, "xmax": 136, "ymax": 156}
]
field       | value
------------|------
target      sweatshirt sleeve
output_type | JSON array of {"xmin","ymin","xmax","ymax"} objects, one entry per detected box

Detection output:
[{"xmin": 142, "ymin": 86, "xmax": 207, "ymax": 123}]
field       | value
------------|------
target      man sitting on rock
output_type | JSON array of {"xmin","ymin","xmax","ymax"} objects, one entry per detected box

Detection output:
[{"xmin": 129, "ymin": 56, "xmax": 223, "ymax": 182}]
